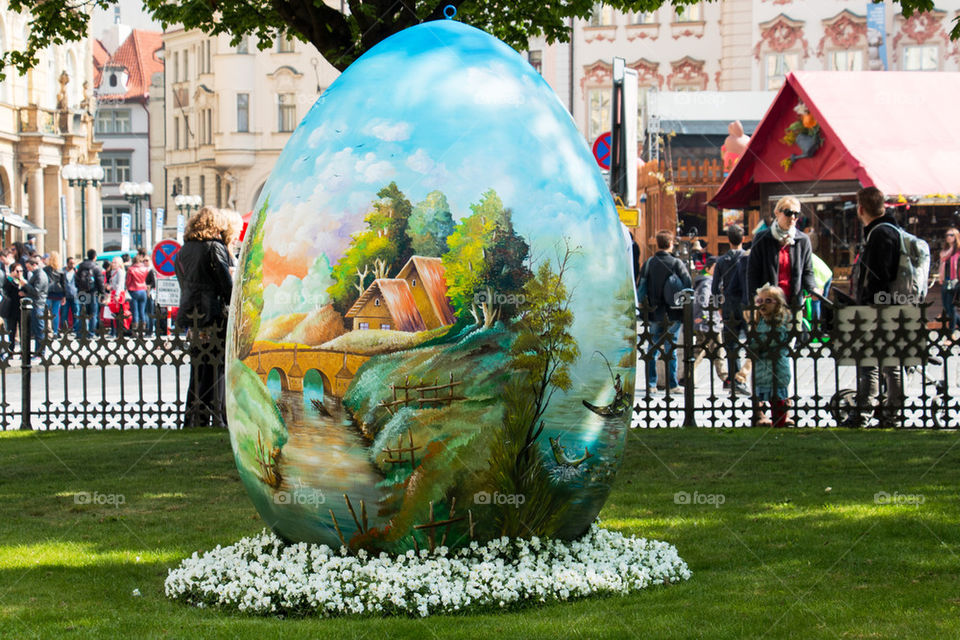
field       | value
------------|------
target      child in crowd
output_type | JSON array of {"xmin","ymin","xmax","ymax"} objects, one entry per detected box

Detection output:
[{"xmin": 750, "ymin": 284, "xmax": 793, "ymax": 427}]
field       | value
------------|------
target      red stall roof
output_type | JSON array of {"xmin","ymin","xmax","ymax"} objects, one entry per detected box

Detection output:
[{"xmin": 711, "ymin": 71, "xmax": 960, "ymax": 208}]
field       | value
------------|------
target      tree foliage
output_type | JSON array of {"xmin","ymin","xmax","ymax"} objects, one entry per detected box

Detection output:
[
  {"xmin": 327, "ymin": 181, "xmax": 412, "ymax": 313},
  {"xmin": 408, "ymin": 191, "xmax": 455, "ymax": 257},
  {"xmin": 509, "ymin": 241, "xmax": 580, "ymax": 473},
  {"xmin": 6, "ymin": 0, "xmax": 954, "ymax": 78},
  {"xmin": 442, "ymin": 189, "xmax": 530, "ymax": 327},
  {"xmin": 232, "ymin": 198, "xmax": 269, "ymax": 360}
]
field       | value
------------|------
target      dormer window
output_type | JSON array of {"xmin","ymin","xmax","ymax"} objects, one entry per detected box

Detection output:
[
  {"xmin": 411, "ymin": 278, "xmax": 417, "ymax": 287},
  {"xmin": 374, "ymin": 298, "xmax": 380, "ymax": 306},
  {"xmin": 109, "ymin": 74, "xmax": 118, "ymax": 87}
]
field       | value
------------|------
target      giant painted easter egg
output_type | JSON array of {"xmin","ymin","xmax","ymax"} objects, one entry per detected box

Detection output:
[{"xmin": 226, "ymin": 20, "xmax": 636, "ymax": 552}]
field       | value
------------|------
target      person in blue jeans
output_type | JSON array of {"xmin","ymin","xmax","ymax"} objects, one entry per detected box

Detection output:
[
  {"xmin": 125, "ymin": 255, "xmax": 151, "ymax": 331},
  {"xmin": 61, "ymin": 257, "xmax": 80, "ymax": 333},
  {"xmin": 638, "ymin": 230, "xmax": 692, "ymax": 394},
  {"xmin": 21, "ymin": 257, "xmax": 49, "ymax": 358}
]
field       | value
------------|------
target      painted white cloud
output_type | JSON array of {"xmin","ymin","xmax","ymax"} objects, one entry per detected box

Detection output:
[
  {"xmin": 366, "ymin": 119, "xmax": 411, "ymax": 141},
  {"xmin": 355, "ymin": 152, "xmax": 395, "ymax": 183}
]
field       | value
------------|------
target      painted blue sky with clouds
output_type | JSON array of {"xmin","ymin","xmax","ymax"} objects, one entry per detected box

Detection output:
[{"xmin": 255, "ymin": 20, "xmax": 635, "ymax": 415}]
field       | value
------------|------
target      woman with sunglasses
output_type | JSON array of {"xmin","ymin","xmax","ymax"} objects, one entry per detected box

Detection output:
[
  {"xmin": 939, "ymin": 228, "xmax": 960, "ymax": 333},
  {"xmin": 746, "ymin": 196, "xmax": 817, "ymax": 310}
]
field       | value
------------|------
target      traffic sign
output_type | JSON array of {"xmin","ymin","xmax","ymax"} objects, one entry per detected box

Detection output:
[
  {"xmin": 155, "ymin": 277, "xmax": 181, "ymax": 307},
  {"xmin": 152, "ymin": 239, "xmax": 181, "ymax": 278},
  {"xmin": 593, "ymin": 132, "xmax": 612, "ymax": 170}
]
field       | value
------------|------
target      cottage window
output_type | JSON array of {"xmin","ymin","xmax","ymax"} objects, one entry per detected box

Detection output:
[
  {"xmin": 358, "ymin": 322, "xmax": 369, "ymax": 330},
  {"xmin": 380, "ymin": 323, "xmax": 391, "ymax": 330},
  {"xmin": 374, "ymin": 298, "xmax": 380, "ymax": 306},
  {"xmin": 411, "ymin": 278, "xmax": 417, "ymax": 287}
]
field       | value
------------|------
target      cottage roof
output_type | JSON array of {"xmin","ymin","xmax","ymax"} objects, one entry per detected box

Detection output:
[
  {"xmin": 711, "ymin": 71, "xmax": 960, "ymax": 208},
  {"xmin": 345, "ymin": 278, "xmax": 427, "ymax": 332},
  {"xmin": 397, "ymin": 256, "xmax": 456, "ymax": 326},
  {"xmin": 96, "ymin": 29, "xmax": 164, "ymax": 101}
]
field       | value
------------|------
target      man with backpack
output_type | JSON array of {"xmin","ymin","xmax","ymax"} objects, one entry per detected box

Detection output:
[
  {"xmin": 638, "ymin": 230, "xmax": 692, "ymax": 394},
  {"xmin": 843, "ymin": 186, "xmax": 926, "ymax": 428},
  {"xmin": 712, "ymin": 225, "xmax": 751, "ymax": 395},
  {"xmin": 75, "ymin": 249, "xmax": 105, "ymax": 336}
]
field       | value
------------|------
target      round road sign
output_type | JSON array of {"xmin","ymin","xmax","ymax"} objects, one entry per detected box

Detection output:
[
  {"xmin": 152, "ymin": 239, "xmax": 181, "ymax": 278},
  {"xmin": 593, "ymin": 132, "xmax": 612, "ymax": 170}
]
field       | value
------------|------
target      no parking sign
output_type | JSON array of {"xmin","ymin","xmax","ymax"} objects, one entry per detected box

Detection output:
[{"xmin": 152, "ymin": 239, "xmax": 181, "ymax": 278}]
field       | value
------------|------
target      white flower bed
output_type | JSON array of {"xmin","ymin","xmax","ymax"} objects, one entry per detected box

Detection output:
[{"xmin": 164, "ymin": 525, "xmax": 690, "ymax": 617}]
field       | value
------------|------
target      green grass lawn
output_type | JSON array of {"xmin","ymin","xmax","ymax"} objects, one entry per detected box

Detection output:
[{"xmin": 1, "ymin": 426, "xmax": 958, "ymax": 639}]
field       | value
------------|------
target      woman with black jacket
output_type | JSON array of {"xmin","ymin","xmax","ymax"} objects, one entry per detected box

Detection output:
[{"xmin": 174, "ymin": 207, "xmax": 241, "ymax": 428}]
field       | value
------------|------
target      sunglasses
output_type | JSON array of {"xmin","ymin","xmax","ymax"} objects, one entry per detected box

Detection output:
[
  {"xmin": 780, "ymin": 209, "xmax": 801, "ymax": 218},
  {"xmin": 755, "ymin": 297, "xmax": 777, "ymax": 305},
  {"xmin": 948, "ymin": 234, "xmax": 957, "ymax": 238}
]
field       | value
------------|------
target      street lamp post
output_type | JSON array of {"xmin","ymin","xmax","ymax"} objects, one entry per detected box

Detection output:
[
  {"xmin": 174, "ymin": 194, "xmax": 203, "ymax": 217},
  {"xmin": 119, "ymin": 181, "xmax": 155, "ymax": 250},
  {"xmin": 62, "ymin": 163, "xmax": 104, "ymax": 255}
]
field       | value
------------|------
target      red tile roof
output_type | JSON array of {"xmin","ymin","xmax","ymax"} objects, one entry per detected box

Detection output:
[
  {"xmin": 92, "ymin": 39, "xmax": 110, "ymax": 88},
  {"xmin": 96, "ymin": 29, "xmax": 164, "ymax": 101},
  {"xmin": 398, "ymin": 256, "xmax": 455, "ymax": 326},
  {"xmin": 345, "ymin": 279, "xmax": 427, "ymax": 332}
]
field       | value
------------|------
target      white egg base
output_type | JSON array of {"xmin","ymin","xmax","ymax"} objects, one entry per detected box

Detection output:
[{"xmin": 164, "ymin": 525, "xmax": 690, "ymax": 617}]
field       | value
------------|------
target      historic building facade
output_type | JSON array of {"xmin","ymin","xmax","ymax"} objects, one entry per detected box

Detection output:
[
  {"xmin": 93, "ymin": 25, "xmax": 163, "ymax": 251},
  {"xmin": 0, "ymin": 2, "xmax": 102, "ymax": 255},
  {"xmin": 528, "ymin": 0, "xmax": 960, "ymax": 147},
  {"xmin": 159, "ymin": 29, "xmax": 340, "ymax": 220}
]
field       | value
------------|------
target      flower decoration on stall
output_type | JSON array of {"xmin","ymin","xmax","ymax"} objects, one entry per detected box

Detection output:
[{"xmin": 779, "ymin": 101, "xmax": 823, "ymax": 172}]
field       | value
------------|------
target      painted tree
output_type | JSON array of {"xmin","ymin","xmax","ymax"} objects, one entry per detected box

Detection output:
[
  {"xmin": 408, "ymin": 190, "xmax": 455, "ymax": 257},
  {"xmin": 442, "ymin": 189, "xmax": 530, "ymax": 327},
  {"xmin": 231, "ymin": 199, "xmax": 269, "ymax": 360},
  {"xmin": 509, "ymin": 241, "xmax": 580, "ymax": 474},
  {"xmin": 327, "ymin": 182, "xmax": 413, "ymax": 313}
]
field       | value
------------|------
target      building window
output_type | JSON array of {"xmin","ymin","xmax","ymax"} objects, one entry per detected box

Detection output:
[
  {"xmin": 675, "ymin": 3, "xmax": 701, "ymax": 22},
  {"xmin": 216, "ymin": 174, "xmax": 222, "ymax": 207},
  {"xmin": 173, "ymin": 116, "xmax": 180, "ymax": 149},
  {"xmin": 588, "ymin": 3, "xmax": 615, "ymax": 26},
  {"xmin": 173, "ymin": 51, "xmax": 179, "ymax": 81},
  {"xmin": 276, "ymin": 33, "xmax": 296, "ymax": 53},
  {"xmin": 588, "ymin": 88, "xmax": 611, "ymax": 141},
  {"xmin": 902, "ymin": 44, "xmax": 938, "ymax": 71},
  {"xmin": 632, "ymin": 10, "xmax": 657, "ymax": 24},
  {"xmin": 278, "ymin": 93, "xmax": 296, "ymax": 132},
  {"xmin": 237, "ymin": 93, "xmax": 249, "ymax": 132},
  {"xmin": 185, "ymin": 176, "xmax": 190, "ymax": 194},
  {"xmin": 182, "ymin": 50, "xmax": 188, "ymax": 81},
  {"xmin": 200, "ymin": 174, "xmax": 205, "ymax": 202},
  {"xmin": 358, "ymin": 322, "xmax": 369, "ymax": 330},
  {"xmin": 102, "ymin": 205, "xmax": 130, "ymax": 231},
  {"xmin": 205, "ymin": 40, "xmax": 212, "ymax": 72},
  {"xmin": 100, "ymin": 155, "xmax": 131, "ymax": 184},
  {"xmin": 380, "ymin": 323, "xmax": 391, "ymax": 330},
  {"xmin": 827, "ymin": 50, "xmax": 863, "ymax": 71},
  {"xmin": 374, "ymin": 298, "xmax": 381, "ymax": 306},
  {"xmin": 528, "ymin": 50, "xmax": 542, "ymax": 74},
  {"xmin": 236, "ymin": 37, "xmax": 249, "ymax": 55},
  {"xmin": 95, "ymin": 109, "xmax": 132, "ymax": 134},
  {"xmin": 411, "ymin": 278, "xmax": 417, "ymax": 287},
  {"xmin": 183, "ymin": 115, "xmax": 190, "ymax": 146},
  {"xmin": 764, "ymin": 52, "xmax": 799, "ymax": 90},
  {"xmin": 203, "ymin": 109, "xmax": 212, "ymax": 144}
]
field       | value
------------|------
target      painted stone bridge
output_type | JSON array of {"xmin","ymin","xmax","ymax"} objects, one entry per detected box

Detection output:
[{"xmin": 243, "ymin": 341, "xmax": 371, "ymax": 397}]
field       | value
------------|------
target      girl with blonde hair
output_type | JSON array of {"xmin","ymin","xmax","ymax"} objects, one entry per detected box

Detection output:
[{"xmin": 749, "ymin": 284, "xmax": 793, "ymax": 427}]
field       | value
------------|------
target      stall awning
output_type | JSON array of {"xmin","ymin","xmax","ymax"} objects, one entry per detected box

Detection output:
[
  {"xmin": 0, "ymin": 210, "xmax": 47, "ymax": 234},
  {"xmin": 711, "ymin": 71, "xmax": 960, "ymax": 209}
]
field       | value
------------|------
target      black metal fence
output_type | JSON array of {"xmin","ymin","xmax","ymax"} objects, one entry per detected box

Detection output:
[
  {"xmin": 0, "ymin": 299, "xmax": 224, "ymax": 430},
  {"xmin": 1, "ymin": 295, "xmax": 958, "ymax": 430},
  {"xmin": 635, "ymin": 295, "xmax": 960, "ymax": 429}
]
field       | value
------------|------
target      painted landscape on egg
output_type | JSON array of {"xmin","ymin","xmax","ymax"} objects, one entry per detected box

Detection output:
[{"xmin": 224, "ymin": 21, "xmax": 636, "ymax": 553}]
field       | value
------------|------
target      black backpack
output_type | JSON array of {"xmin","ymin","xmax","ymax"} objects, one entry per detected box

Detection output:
[
  {"xmin": 76, "ymin": 263, "xmax": 96, "ymax": 293},
  {"xmin": 44, "ymin": 266, "xmax": 65, "ymax": 296}
]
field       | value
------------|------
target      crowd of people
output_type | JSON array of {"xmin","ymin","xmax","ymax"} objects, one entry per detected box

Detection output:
[{"xmin": 637, "ymin": 186, "xmax": 929, "ymax": 429}]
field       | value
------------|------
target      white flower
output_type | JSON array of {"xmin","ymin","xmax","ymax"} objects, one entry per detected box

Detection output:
[
  {"xmin": 163, "ymin": 525, "xmax": 690, "ymax": 618},
  {"xmin": 131, "ymin": 588, "xmax": 141, "ymax": 597}
]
